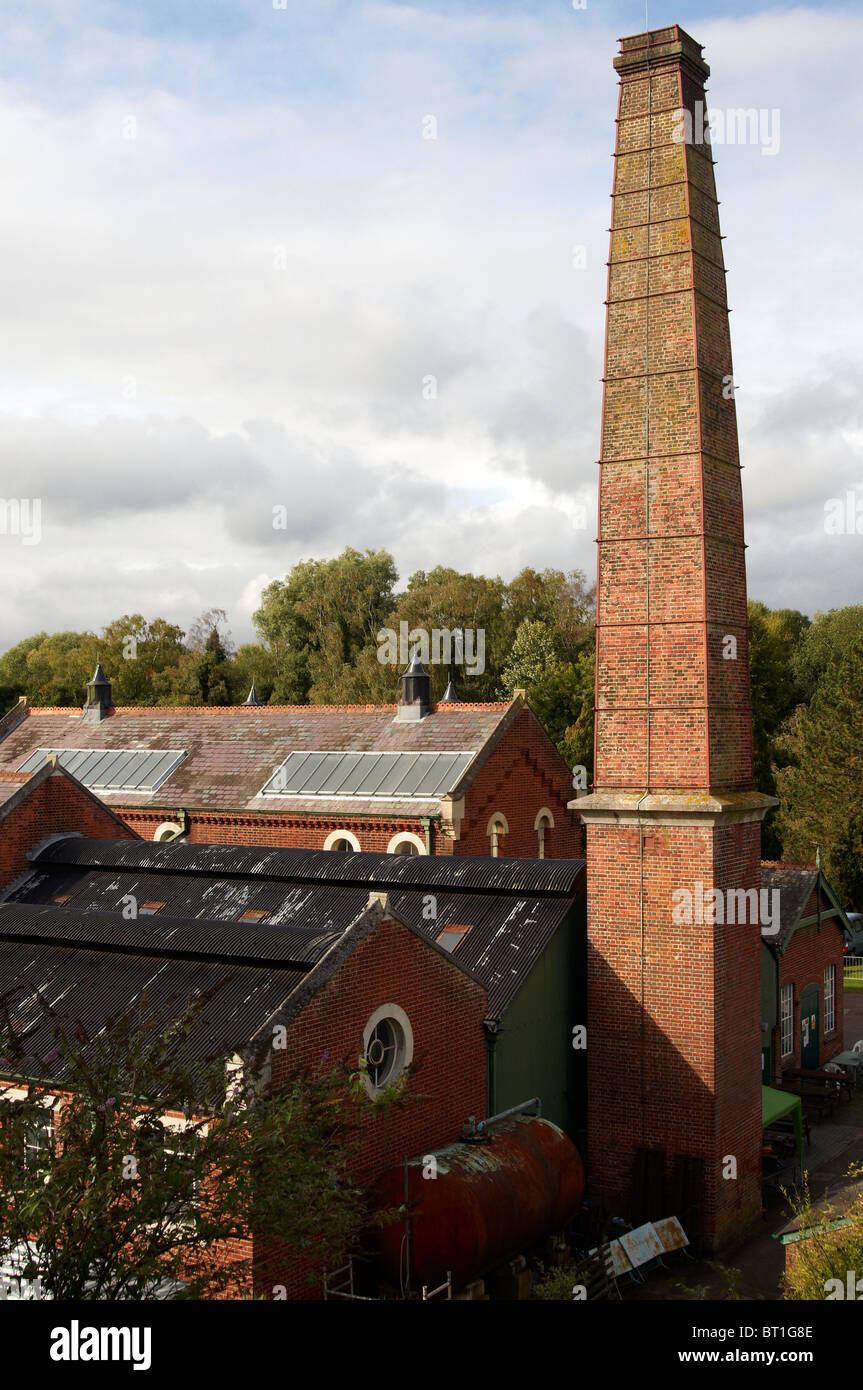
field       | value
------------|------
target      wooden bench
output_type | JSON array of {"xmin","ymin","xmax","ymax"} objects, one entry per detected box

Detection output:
[
  {"xmin": 794, "ymin": 1066, "xmax": 854, "ymax": 1102},
  {"xmin": 766, "ymin": 1113, "xmax": 811, "ymax": 1148},
  {"xmin": 778, "ymin": 1083, "xmax": 836, "ymax": 1119}
]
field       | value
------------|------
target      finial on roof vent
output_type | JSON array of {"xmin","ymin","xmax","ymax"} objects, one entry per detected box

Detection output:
[
  {"xmin": 440, "ymin": 671, "xmax": 461, "ymax": 703},
  {"xmin": 82, "ymin": 662, "xmax": 112, "ymax": 723},
  {"xmin": 396, "ymin": 652, "xmax": 431, "ymax": 721},
  {"xmin": 244, "ymin": 683, "xmax": 261, "ymax": 706}
]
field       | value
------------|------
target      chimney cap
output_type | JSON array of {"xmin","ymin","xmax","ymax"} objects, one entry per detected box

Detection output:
[
  {"xmin": 83, "ymin": 661, "xmax": 112, "ymax": 722},
  {"xmin": 397, "ymin": 651, "xmax": 431, "ymax": 720},
  {"xmin": 614, "ymin": 25, "xmax": 709, "ymax": 81}
]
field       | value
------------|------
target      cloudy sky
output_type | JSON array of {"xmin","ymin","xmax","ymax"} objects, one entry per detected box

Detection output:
[{"xmin": 0, "ymin": 0, "xmax": 860, "ymax": 652}]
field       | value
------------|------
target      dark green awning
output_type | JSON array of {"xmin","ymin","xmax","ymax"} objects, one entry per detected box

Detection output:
[{"xmin": 762, "ymin": 1085, "xmax": 803, "ymax": 1160}]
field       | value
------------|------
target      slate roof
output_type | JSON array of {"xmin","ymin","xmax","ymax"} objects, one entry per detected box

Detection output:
[
  {"xmin": 0, "ymin": 702, "xmax": 516, "ymax": 815},
  {"xmin": 2, "ymin": 837, "xmax": 585, "ymax": 1019},
  {"xmin": 0, "ymin": 778, "xmax": 27, "ymax": 810},
  {"xmin": 759, "ymin": 863, "xmax": 845, "ymax": 950}
]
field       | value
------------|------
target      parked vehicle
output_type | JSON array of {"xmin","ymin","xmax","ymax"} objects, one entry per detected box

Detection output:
[{"xmin": 843, "ymin": 913, "xmax": 863, "ymax": 956}]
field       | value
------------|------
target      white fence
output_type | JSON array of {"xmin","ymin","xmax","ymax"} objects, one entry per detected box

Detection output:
[{"xmin": 844, "ymin": 955, "xmax": 863, "ymax": 984}]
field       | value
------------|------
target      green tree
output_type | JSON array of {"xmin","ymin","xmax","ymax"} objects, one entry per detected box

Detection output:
[
  {"xmin": 792, "ymin": 606, "xmax": 863, "ymax": 700},
  {"xmin": 781, "ymin": 1171, "xmax": 863, "ymax": 1300},
  {"xmin": 254, "ymin": 549, "xmax": 398, "ymax": 704},
  {"xmin": 504, "ymin": 567, "xmax": 594, "ymax": 662},
  {"xmin": 775, "ymin": 629, "xmax": 863, "ymax": 906},
  {"xmin": 747, "ymin": 602, "xmax": 810, "ymax": 858},
  {"xmin": 228, "ymin": 644, "xmax": 277, "ymax": 706},
  {"xmin": 3, "ymin": 631, "xmax": 98, "ymax": 706},
  {"xmin": 500, "ymin": 619, "xmax": 560, "ymax": 693},
  {"xmin": 96, "ymin": 615, "xmax": 187, "ymax": 705},
  {"xmin": 373, "ymin": 566, "xmax": 509, "ymax": 703},
  {"xmin": 196, "ymin": 626, "xmax": 233, "ymax": 705},
  {"xmin": 0, "ymin": 987, "xmax": 399, "ymax": 1300},
  {"xmin": 528, "ymin": 652, "xmax": 595, "ymax": 779}
]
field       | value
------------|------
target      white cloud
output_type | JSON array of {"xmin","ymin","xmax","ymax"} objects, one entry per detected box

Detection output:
[{"xmin": 0, "ymin": 2, "xmax": 860, "ymax": 651}]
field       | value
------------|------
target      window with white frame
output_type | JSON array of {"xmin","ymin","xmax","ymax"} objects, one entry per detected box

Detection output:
[
  {"xmin": 23, "ymin": 1115, "xmax": 54, "ymax": 1172},
  {"xmin": 0, "ymin": 1096, "xmax": 56, "ymax": 1186},
  {"xmin": 534, "ymin": 809, "xmax": 554, "ymax": 860},
  {"xmin": 386, "ymin": 832, "xmax": 426, "ymax": 856},
  {"xmin": 135, "ymin": 1116, "xmax": 204, "ymax": 1229},
  {"xmin": 824, "ymin": 965, "xmax": 836, "ymax": 1034},
  {"xmin": 486, "ymin": 813, "xmax": 508, "ymax": 859},
  {"xmin": 360, "ymin": 1004, "xmax": 414, "ymax": 1099},
  {"xmin": 323, "ymin": 829, "xmax": 361, "ymax": 852},
  {"xmin": 162, "ymin": 1130, "xmax": 200, "ymax": 1215},
  {"xmin": 780, "ymin": 983, "xmax": 794, "ymax": 1057}
]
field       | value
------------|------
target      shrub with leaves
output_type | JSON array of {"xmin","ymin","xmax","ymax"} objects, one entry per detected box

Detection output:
[
  {"xmin": 0, "ymin": 984, "xmax": 400, "ymax": 1300},
  {"xmin": 781, "ymin": 1170, "xmax": 863, "ymax": 1300}
]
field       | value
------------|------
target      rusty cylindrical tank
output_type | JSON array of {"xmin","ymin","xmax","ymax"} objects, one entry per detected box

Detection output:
[{"xmin": 369, "ymin": 1114, "xmax": 584, "ymax": 1291}]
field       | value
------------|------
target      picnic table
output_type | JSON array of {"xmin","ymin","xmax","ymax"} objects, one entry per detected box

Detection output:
[
  {"xmin": 777, "ymin": 1079, "xmax": 838, "ymax": 1117},
  {"xmin": 829, "ymin": 1051, "xmax": 862, "ymax": 1091},
  {"xmin": 792, "ymin": 1066, "xmax": 854, "ymax": 1101}
]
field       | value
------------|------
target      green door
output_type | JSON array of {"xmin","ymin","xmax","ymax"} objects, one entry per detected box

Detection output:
[{"xmin": 800, "ymin": 984, "xmax": 820, "ymax": 1069}]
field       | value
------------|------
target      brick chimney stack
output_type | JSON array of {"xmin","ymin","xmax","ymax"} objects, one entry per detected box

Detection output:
[{"xmin": 573, "ymin": 26, "xmax": 776, "ymax": 1248}]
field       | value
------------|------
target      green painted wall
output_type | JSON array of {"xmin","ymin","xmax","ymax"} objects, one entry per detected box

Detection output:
[{"xmin": 490, "ymin": 892, "xmax": 585, "ymax": 1138}]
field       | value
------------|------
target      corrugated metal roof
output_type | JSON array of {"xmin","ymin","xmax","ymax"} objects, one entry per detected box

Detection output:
[
  {"xmin": 0, "ymin": 903, "xmax": 343, "ymax": 970},
  {"xmin": 8, "ymin": 839, "xmax": 584, "ymax": 1016},
  {"xmin": 17, "ymin": 747, "xmax": 186, "ymax": 793},
  {"xmin": 387, "ymin": 889, "xmax": 571, "ymax": 1015},
  {"xmin": 260, "ymin": 749, "xmax": 475, "ymax": 799},
  {"xmin": 29, "ymin": 837, "xmax": 584, "ymax": 898},
  {"xmin": 0, "ymin": 933, "xmax": 306, "ymax": 1081}
]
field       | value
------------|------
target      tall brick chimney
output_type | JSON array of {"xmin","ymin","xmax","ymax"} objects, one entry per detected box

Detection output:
[{"xmin": 573, "ymin": 26, "xmax": 776, "ymax": 1248}]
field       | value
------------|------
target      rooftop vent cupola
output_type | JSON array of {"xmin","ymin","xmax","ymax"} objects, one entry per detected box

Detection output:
[
  {"xmin": 396, "ymin": 653, "xmax": 431, "ymax": 721},
  {"xmin": 82, "ymin": 662, "xmax": 112, "ymax": 723},
  {"xmin": 243, "ymin": 683, "xmax": 261, "ymax": 706}
]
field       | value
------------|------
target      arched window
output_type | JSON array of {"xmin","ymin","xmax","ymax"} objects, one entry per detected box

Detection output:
[
  {"xmin": 386, "ymin": 832, "xmax": 426, "ymax": 856},
  {"xmin": 534, "ymin": 808, "xmax": 555, "ymax": 860},
  {"xmin": 486, "ymin": 812, "xmax": 509, "ymax": 859},
  {"xmin": 323, "ymin": 829, "xmax": 361, "ymax": 852},
  {"xmin": 153, "ymin": 821, "xmax": 182, "ymax": 842}
]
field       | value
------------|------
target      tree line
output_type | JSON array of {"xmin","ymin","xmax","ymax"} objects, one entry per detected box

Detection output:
[{"xmin": 0, "ymin": 548, "xmax": 860, "ymax": 905}]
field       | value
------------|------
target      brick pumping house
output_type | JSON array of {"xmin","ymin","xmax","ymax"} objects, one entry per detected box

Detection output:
[
  {"xmin": 0, "ymin": 768, "xmax": 586, "ymax": 1297},
  {"xmin": 0, "ymin": 660, "xmax": 581, "ymax": 861},
  {"xmin": 0, "ymin": 25, "xmax": 841, "ymax": 1288}
]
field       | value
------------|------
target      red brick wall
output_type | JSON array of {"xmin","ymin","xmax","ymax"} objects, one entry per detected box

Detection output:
[
  {"xmin": 585, "ymin": 818, "xmax": 763, "ymax": 1249},
  {"xmin": 584, "ymin": 30, "xmax": 764, "ymax": 1251},
  {"xmin": 119, "ymin": 809, "xmax": 428, "ymax": 854},
  {"xmin": 258, "ymin": 915, "xmax": 488, "ymax": 1298},
  {"xmin": 593, "ymin": 44, "xmax": 754, "ymax": 799},
  {"xmin": 457, "ymin": 709, "xmax": 582, "ymax": 858},
  {"xmin": 777, "ymin": 895, "xmax": 845, "ymax": 1072},
  {"xmin": 103, "ymin": 710, "xmax": 582, "ymax": 862},
  {"xmin": 0, "ymin": 771, "xmax": 137, "ymax": 890}
]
